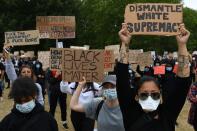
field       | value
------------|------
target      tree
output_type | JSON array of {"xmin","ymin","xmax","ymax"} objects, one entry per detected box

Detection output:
[
  {"xmin": 1, "ymin": 0, "xmax": 196, "ymax": 54},
  {"xmin": 0, "ymin": 0, "xmax": 80, "ymax": 51}
]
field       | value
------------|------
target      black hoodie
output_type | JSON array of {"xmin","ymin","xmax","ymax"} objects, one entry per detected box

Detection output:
[{"xmin": 0, "ymin": 102, "xmax": 58, "ymax": 131}]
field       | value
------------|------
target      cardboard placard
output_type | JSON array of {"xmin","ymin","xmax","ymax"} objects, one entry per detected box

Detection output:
[
  {"xmin": 104, "ymin": 50, "xmax": 115, "ymax": 72},
  {"xmin": 5, "ymin": 30, "xmax": 40, "ymax": 46},
  {"xmin": 154, "ymin": 65, "xmax": 165, "ymax": 75},
  {"xmin": 14, "ymin": 51, "xmax": 20, "ymax": 56},
  {"xmin": 20, "ymin": 50, "xmax": 25, "ymax": 54},
  {"xmin": 129, "ymin": 49, "xmax": 143, "ymax": 64},
  {"xmin": 125, "ymin": 3, "xmax": 183, "ymax": 35},
  {"xmin": 137, "ymin": 52, "xmax": 153, "ymax": 70},
  {"xmin": 38, "ymin": 51, "xmax": 50, "ymax": 70},
  {"xmin": 173, "ymin": 64, "xmax": 178, "ymax": 74},
  {"xmin": 36, "ymin": 16, "xmax": 75, "ymax": 39},
  {"xmin": 50, "ymin": 48, "xmax": 63, "ymax": 70},
  {"xmin": 24, "ymin": 51, "xmax": 35, "ymax": 58},
  {"xmin": 70, "ymin": 46, "xmax": 89, "ymax": 50},
  {"xmin": 62, "ymin": 49, "xmax": 104, "ymax": 82},
  {"xmin": 105, "ymin": 45, "xmax": 120, "ymax": 59}
]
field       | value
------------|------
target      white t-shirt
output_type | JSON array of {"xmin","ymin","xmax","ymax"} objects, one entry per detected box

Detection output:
[{"xmin": 60, "ymin": 81, "xmax": 102, "ymax": 105}]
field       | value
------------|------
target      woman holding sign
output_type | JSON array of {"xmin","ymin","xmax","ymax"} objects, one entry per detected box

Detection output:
[
  {"xmin": 3, "ymin": 45, "xmax": 44, "ymax": 106},
  {"xmin": 116, "ymin": 23, "xmax": 191, "ymax": 131}
]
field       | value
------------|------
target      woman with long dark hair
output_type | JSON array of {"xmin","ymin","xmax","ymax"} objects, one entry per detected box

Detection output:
[
  {"xmin": 116, "ymin": 23, "xmax": 191, "ymax": 131},
  {"xmin": 3, "ymin": 45, "xmax": 44, "ymax": 105}
]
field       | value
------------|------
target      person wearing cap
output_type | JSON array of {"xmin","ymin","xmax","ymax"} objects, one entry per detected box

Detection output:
[
  {"xmin": 70, "ymin": 76, "xmax": 125, "ymax": 131},
  {"xmin": 116, "ymin": 23, "xmax": 191, "ymax": 131}
]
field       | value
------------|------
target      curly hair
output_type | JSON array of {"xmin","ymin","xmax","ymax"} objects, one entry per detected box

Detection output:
[{"xmin": 9, "ymin": 77, "xmax": 38, "ymax": 103}]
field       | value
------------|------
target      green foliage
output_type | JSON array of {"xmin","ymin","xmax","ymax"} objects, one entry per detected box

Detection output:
[
  {"xmin": 0, "ymin": 0, "xmax": 196, "ymax": 54},
  {"xmin": 183, "ymin": 8, "xmax": 197, "ymax": 51}
]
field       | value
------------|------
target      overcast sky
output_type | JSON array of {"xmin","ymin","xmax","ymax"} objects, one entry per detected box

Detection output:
[{"xmin": 183, "ymin": 0, "xmax": 197, "ymax": 10}]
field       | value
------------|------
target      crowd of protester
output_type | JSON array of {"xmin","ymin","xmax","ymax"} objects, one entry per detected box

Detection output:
[{"xmin": 0, "ymin": 23, "xmax": 197, "ymax": 131}]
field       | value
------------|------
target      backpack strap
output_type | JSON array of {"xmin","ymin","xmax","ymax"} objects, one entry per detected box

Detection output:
[{"xmin": 96, "ymin": 100, "xmax": 104, "ymax": 120}]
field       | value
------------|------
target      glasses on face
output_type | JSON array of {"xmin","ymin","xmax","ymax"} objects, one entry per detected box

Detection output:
[{"xmin": 138, "ymin": 92, "xmax": 160, "ymax": 101}]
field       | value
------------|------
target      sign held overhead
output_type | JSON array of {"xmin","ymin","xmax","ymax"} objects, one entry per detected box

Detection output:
[
  {"xmin": 125, "ymin": 3, "xmax": 183, "ymax": 36},
  {"xmin": 5, "ymin": 30, "xmax": 40, "ymax": 46},
  {"xmin": 62, "ymin": 49, "xmax": 104, "ymax": 82},
  {"xmin": 36, "ymin": 16, "xmax": 75, "ymax": 39}
]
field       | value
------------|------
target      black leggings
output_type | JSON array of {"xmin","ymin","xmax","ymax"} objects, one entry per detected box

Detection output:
[
  {"xmin": 71, "ymin": 110, "xmax": 95, "ymax": 131},
  {"xmin": 49, "ymin": 87, "xmax": 67, "ymax": 121}
]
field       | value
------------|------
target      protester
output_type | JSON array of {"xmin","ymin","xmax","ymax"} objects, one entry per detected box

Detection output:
[
  {"xmin": 136, "ymin": 65, "xmax": 154, "ymax": 77},
  {"xmin": 48, "ymin": 69, "xmax": 68, "ymax": 129},
  {"xmin": 116, "ymin": 23, "xmax": 191, "ymax": 131},
  {"xmin": 188, "ymin": 82, "xmax": 197, "ymax": 131},
  {"xmin": 0, "ymin": 77, "xmax": 58, "ymax": 131},
  {"xmin": 191, "ymin": 56, "xmax": 196, "ymax": 82},
  {"xmin": 70, "ymin": 76, "xmax": 125, "ymax": 131},
  {"xmin": 3, "ymin": 45, "xmax": 44, "ymax": 105},
  {"xmin": 33, "ymin": 58, "xmax": 46, "ymax": 98},
  {"xmin": 0, "ymin": 61, "xmax": 5, "ymax": 101},
  {"xmin": 60, "ymin": 81, "xmax": 101, "ymax": 131}
]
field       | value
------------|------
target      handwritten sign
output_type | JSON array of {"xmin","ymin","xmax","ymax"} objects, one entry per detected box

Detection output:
[
  {"xmin": 125, "ymin": 3, "xmax": 183, "ymax": 35},
  {"xmin": 154, "ymin": 65, "xmax": 165, "ymax": 75},
  {"xmin": 129, "ymin": 49, "xmax": 143, "ymax": 64},
  {"xmin": 129, "ymin": 51, "xmax": 153, "ymax": 71},
  {"xmin": 38, "ymin": 51, "xmax": 50, "ymax": 70},
  {"xmin": 104, "ymin": 50, "xmax": 115, "ymax": 72},
  {"xmin": 173, "ymin": 64, "xmax": 178, "ymax": 74},
  {"xmin": 105, "ymin": 45, "xmax": 120, "ymax": 59},
  {"xmin": 50, "ymin": 48, "xmax": 63, "ymax": 70},
  {"xmin": 5, "ymin": 30, "xmax": 39, "ymax": 46},
  {"xmin": 36, "ymin": 16, "xmax": 75, "ymax": 39},
  {"xmin": 62, "ymin": 49, "xmax": 104, "ymax": 82},
  {"xmin": 137, "ymin": 52, "xmax": 153, "ymax": 70},
  {"xmin": 24, "ymin": 51, "xmax": 34, "ymax": 58}
]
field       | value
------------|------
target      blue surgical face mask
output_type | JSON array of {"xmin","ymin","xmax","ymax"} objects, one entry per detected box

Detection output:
[
  {"xmin": 36, "ymin": 64, "xmax": 40, "ymax": 68},
  {"xmin": 166, "ymin": 67, "xmax": 172, "ymax": 71},
  {"xmin": 16, "ymin": 100, "xmax": 36, "ymax": 113},
  {"xmin": 144, "ymin": 68, "xmax": 149, "ymax": 72},
  {"xmin": 103, "ymin": 88, "xmax": 117, "ymax": 100}
]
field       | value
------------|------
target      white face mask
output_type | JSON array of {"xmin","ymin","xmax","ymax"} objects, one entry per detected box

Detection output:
[
  {"xmin": 139, "ymin": 96, "xmax": 160, "ymax": 112},
  {"xmin": 16, "ymin": 100, "xmax": 36, "ymax": 113}
]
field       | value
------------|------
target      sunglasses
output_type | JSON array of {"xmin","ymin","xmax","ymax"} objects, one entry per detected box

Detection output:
[{"xmin": 138, "ymin": 92, "xmax": 160, "ymax": 101}]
